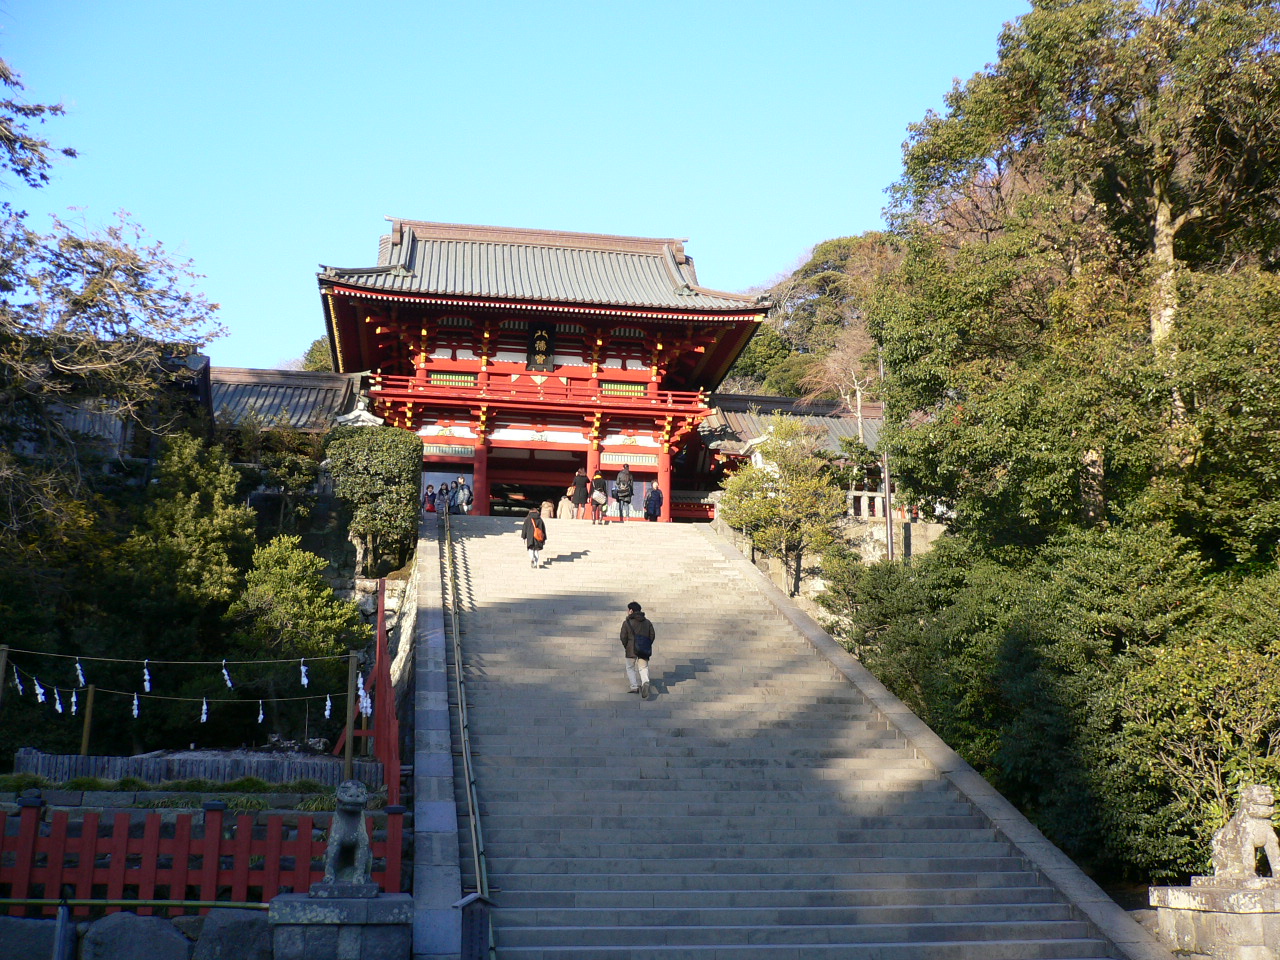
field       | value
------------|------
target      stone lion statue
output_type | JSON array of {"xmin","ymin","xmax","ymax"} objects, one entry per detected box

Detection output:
[
  {"xmin": 1211, "ymin": 784, "xmax": 1280, "ymax": 881},
  {"xmin": 322, "ymin": 779, "xmax": 372, "ymax": 884}
]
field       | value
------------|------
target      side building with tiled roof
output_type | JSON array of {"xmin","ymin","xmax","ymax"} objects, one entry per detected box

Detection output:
[{"xmin": 210, "ymin": 368, "xmax": 365, "ymax": 432}]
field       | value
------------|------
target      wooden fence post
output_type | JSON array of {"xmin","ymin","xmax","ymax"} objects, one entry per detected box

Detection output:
[
  {"xmin": 80, "ymin": 685, "xmax": 95, "ymax": 757},
  {"xmin": 0, "ymin": 645, "xmax": 9, "ymax": 711},
  {"xmin": 343, "ymin": 652, "xmax": 357, "ymax": 781}
]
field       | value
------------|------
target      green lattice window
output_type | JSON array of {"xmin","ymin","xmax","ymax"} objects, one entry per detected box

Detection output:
[
  {"xmin": 430, "ymin": 372, "xmax": 478, "ymax": 387},
  {"xmin": 601, "ymin": 381, "xmax": 645, "ymax": 397}
]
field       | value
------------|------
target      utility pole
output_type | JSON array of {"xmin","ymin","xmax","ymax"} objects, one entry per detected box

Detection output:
[
  {"xmin": 878, "ymin": 352, "xmax": 895, "ymax": 563},
  {"xmin": 882, "ymin": 449, "xmax": 895, "ymax": 563}
]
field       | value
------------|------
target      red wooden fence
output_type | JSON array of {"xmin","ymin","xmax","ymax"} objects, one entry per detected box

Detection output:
[
  {"xmin": 333, "ymin": 578, "xmax": 401, "ymax": 805},
  {"xmin": 0, "ymin": 800, "xmax": 404, "ymax": 917}
]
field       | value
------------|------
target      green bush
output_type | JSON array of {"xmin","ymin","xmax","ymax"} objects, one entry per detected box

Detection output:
[
  {"xmin": 221, "ymin": 794, "xmax": 269, "ymax": 812},
  {"xmin": 138, "ymin": 795, "xmax": 202, "ymax": 808},
  {"xmin": 61, "ymin": 776, "xmax": 111, "ymax": 791},
  {"xmin": 0, "ymin": 773, "xmax": 48, "ymax": 792},
  {"xmin": 222, "ymin": 776, "xmax": 273, "ymax": 793},
  {"xmin": 158, "ymin": 778, "xmax": 219, "ymax": 792}
]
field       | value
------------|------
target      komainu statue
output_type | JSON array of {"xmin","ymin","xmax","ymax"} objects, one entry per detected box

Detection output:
[
  {"xmin": 322, "ymin": 779, "xmax": 373, "ymax": 884},
  {"xmin": 1211, "ymin": 784, "xmax": 1280, "ymax": 881}
]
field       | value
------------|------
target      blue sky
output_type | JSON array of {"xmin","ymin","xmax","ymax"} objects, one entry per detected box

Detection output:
[{"xmin": 4, "ymin": 1, "xmax": 1028, "ymax": 369}]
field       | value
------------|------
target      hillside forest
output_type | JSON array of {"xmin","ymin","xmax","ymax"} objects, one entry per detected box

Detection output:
[{"xmin": 723, "ymin": 0, "xmax": 1280, "ymax": 883}]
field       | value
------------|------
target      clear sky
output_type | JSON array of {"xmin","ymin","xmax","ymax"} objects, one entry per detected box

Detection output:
[{"xmin": 4, "ymin": 1, "xmax": 1028, "ymax": 369}]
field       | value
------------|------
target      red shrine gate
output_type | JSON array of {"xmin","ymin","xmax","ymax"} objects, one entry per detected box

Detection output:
[{"xmin": 320, "ymin": 221, "xmax": 769, "ymax": 518}]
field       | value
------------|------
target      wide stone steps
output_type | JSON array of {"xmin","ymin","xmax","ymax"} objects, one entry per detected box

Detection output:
[
  {"xmin": 498, "ymin": 884, "xmax": 1066, "ymax": 909},
  {"xmin": 442, "ymin": 516, "xmax": 1115, "ymax": 959},
  {"xmin": 497, "ymin": 919, "xmax": 1097, "ymax": 948},
  {"xmin": 489, "ymin": 870, "xmax": 1055, "ymax": 894},
  {"xmin": 478, "ymin": 810, "xmax": 990, "ymax": 828},
  {"xmin": 481, "ymin": 855, "xmax": 1034, "ymax": 876},
  {"xmin": 480, "ymin": 815, "xmax": 992, "ymax": 833},
  {"xmin": 494, "ymin": 942, "xmax": 1111, "ymax": 960},
  {"xmin": 498, "ymin": 902, "xmax": 1078, "ymax": 927}
]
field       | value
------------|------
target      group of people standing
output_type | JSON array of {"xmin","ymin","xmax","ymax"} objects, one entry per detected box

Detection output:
[
  {"xmin": 520, "ymin": 463, "xmax": 668, "ymax": 569},
  {"xmin": 566, "ymin": 464, "xmax": 663, "ymax": 523},
  {"xmin": 422, "ymin": 476, "xmax": 474, "ymax": 516}
]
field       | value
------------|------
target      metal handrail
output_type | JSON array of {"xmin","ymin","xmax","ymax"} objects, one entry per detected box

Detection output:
[
  {"xmin": 441, "ymin": 510, "xmax": 496, "ymax": 959},
  {"xmin": 0, "ymin": 897, "xmax": 269, "ymax": 912}
]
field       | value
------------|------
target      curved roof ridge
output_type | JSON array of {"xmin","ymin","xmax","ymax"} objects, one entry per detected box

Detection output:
[
  {"xmin": 390, "ymin": 218, "xmax": 685, "ymax": 255},
  {"xmin": 321, "ymin": 219, "xmax": 768, "ymax": 311}
]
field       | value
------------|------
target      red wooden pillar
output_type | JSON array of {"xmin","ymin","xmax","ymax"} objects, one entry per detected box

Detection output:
[
  {"xmin": 658, "ymin": 447, "xmax": 673, "ymax": 522},
  {"xmin": 473, "ymin": 441, "xmax": 490, "ymax": 516},
  {"xmin": 586, "ymin": 443, "xmax": 601, "ymax": 479}
]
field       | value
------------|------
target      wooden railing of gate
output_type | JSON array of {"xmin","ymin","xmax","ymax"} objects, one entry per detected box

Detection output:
[{"xmin": 0, "ymin": 800, "xmax": 404, "ymax": 917}]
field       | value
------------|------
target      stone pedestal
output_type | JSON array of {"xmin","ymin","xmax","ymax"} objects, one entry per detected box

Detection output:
[
  {"xmin": 1151, "ymin": 878, "xmax": 1280, "ymax": 960},
  {"xmin": 269, "ymin": 884, "xmax": 413, "ymax": 960}
]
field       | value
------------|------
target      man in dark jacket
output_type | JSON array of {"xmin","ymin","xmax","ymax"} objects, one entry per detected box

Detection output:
[{"xmin": 620, "ymin": 601, "xmax": 656, "ymax": 699}]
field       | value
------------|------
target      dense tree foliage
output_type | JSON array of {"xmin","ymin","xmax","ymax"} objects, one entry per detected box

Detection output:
[
  {"xmin": 725, "ymin": 234, "xmax": 897, "ymax": 399},
  {"xmin": 325, "ymin": 426, "xmax": 422, "ymax": 577},
  {"xmin": 301, "ymin": 336, "xmax": 334, "ymax": 372},
  {"xmin": 718, "ymin": 416, "xmax": 847, "ymax": 596},
  {"xmin": 814, "ymin": 0, "xmax": 1280, "ymax": 882}
]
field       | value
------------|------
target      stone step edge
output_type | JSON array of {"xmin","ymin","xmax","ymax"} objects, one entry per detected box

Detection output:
[{"xmin": 694, "ymin": 523, "xmax": 1171, "ymax": 960}]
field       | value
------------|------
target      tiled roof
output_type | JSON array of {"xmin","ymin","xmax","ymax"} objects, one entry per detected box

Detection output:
[
  {"xmin": 701, "ymin": 393, "xmax": 883, "ymax": 454},
  {"xmin": 319, "ymin": 220, "xmax": 768, "ymax": 313},
  {"xmin": 210, "ymin": 368, "xmax": 360, "ymax": 432}
]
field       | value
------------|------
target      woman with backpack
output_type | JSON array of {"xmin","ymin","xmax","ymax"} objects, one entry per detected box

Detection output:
[
  {"xmin": 521, "ymin": 507, "xmax": 548, "ymax": 568},
  {"xmin": 589, "ymin": 470, "xmax": 608, "ymax": 525}
]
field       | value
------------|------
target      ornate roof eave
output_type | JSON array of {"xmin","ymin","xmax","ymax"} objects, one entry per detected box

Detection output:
[{"xmin": 319, "ymin": 281, "xmax": 769, "ymax": 325}]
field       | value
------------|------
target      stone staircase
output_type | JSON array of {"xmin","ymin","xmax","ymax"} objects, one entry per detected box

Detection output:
[{"xmin": 443, "ymin": 516, "xmax": 1119, "ymax": 959}]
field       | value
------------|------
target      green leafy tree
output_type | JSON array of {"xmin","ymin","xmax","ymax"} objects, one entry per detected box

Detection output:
[
  {"xmin": 718, "ymin": 415, "xmax": 847, "ymax": 596},
  {"xmin": 722, "ymin": 324, "xmax": 793, "ymax": 394},
  {"xmin": 125, "ymin": 434, "xmax": 256, "ymax": 607},
  {"xmin": 726, "ymin": 233, "xmax": 900, "ymax": 397},
  {"xmin": 762, "ymin": 353, "xmax": 824, "ymax": 400},
  {"xmin": 813, "ymin": 0, "xmax": 1280, "ymax": 886},
  {"xmin": 325, "ymin": 426, "xmax": 421, "ymax": 576},
  {"xmin": 894, "ymin": 0, "xmax": 1280, "ymax": 348},
  {"xmin": 228, "ymin": 536, "xmax": 367, "ymax": 658},
  {"xmin": 301, "ymin": 336, "xmax": 334, "ymax": 372},
  {"xmin": 225, "ymin": 535, "xmax": 369, "ymax": 735},
  {"xmin": 772, "ymin": 233, "xmax": 902, "ymax": 353},
  {"xmin": 1119, "ymin": 567, "xmax": 1280, "ymax": 872},
  {"xmin": 1138, "ymin": 269, "xmax": 1280, "ymax": 564}
]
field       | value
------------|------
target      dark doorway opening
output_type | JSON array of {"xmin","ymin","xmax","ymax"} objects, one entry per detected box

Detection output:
[{"xmin": 489, "ymin": 482, "xmax": 565, "ymax": 517}]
